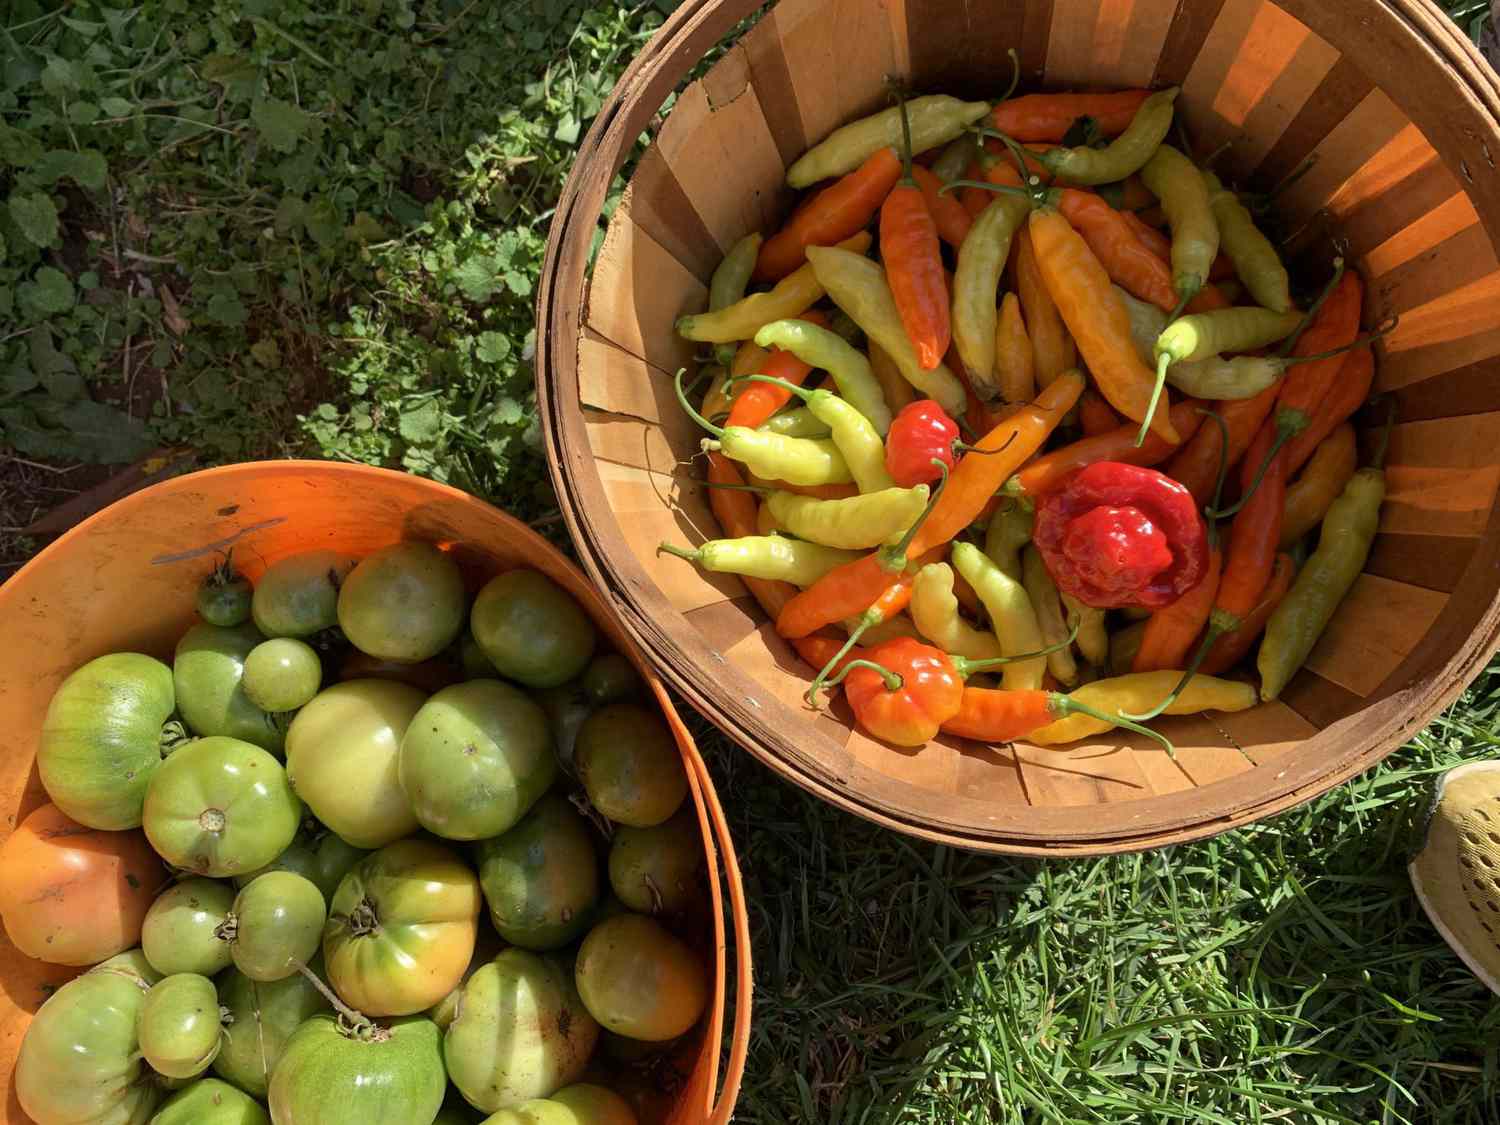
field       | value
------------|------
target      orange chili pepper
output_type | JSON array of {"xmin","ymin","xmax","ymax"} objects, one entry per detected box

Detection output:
[
  {"xmin": 1056, "ymin": 189, "xmax": 1177, "ymax": 311},
  {"xmin": 1280, "ymin": 422, "xmax": 1358, "ymax": 549},
  {"xmin": 1028, "ymin": 207, "xmax": 1179, "ymax": 443},
  {"xmin": 1133, "ymin": 545, "xmax": 1222, "ymax": 672},
  {"xmin": 836, "ymin": 637, "xmax": 965, "ymax": 745},
  {"xmin": 1277, "ymin": 270, "xmax": 1364, "ymax": 425},
  {"xmin": 881, "ymin": 101, "xmax": 950, "ymax": 371},
  {"xmin": 1199, "ymin": 552, "xmax": 1293, "ymax": 676},
  {"xmin": 911, "ymin": 164, "xmax": 973, "ymax": 248},
  {"xmin": 724, "ymin": 310, "xmax": 829, "ymax": 428},
  {"xmin": 754, "ymin": 149, "xmax": 902, "ymax": 281},
  {"xmin": 1120, "ymin": 209, "xmax": 1172, "ymax": 260},
  {"xmin": 1217, "ymin": 418, "xmax": 1290, "ymax": 622},
  {"xmin": 1166, "ymin": 385, "xmax": 1279, "ymax": 506},
  {"xmin": 867, "ymin": 339, "xmax": 917, "ymax": 415},
  {"xmin": 1014, "ymin": 227, "xmax": 1075, "ymax": 387},
  {"xmin": 1009, "ymin": 399, "xmax": 1202, "ymax": 498},
  {"xmin": 990, "ymin": 90, "xmax": 1152, "ymax": 143},
  {"xmin": 1078, "ymin": 389, "xmax": 1121, "ymax": 436},
  {"xmin": 1284, "ymin": 347, "xmax": 1374, "ymax": 477},
  {"xmin": 959, "ymin": 159, "xmax": 993, "ymax": 218},
  {"xmin": 993, "ymin": 292, "xmax": 1035, "ymax": 405}
]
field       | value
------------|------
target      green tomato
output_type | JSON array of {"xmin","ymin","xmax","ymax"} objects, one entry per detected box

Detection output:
[
  {"xmin": 575, "ymin": 705, "xmax": 688, "ymax": 828},
  {"xmin": 138, "ymin": 973, "xmax": 222, "ymax": 1080},
  {"xmin": 151, "ymin": 1077, "xmax": 270, "ymax": 1125},
  {"xmin": 398, "ymin": 680, "xmax": 555, "ymax": 840},
  {"xmin": 268, "ymin": 1014, "xmax": 447, "ymax": 1125},
  {"xmin": 480, "ymin": 1085, "xmax": 639, "ymax": 1125},
  {"xmin": 241, "ymin": 638, "xmax": 322, "ymax": 712},
  {"xmin": 285, "ymin": 680, "xmax": 426, "ymax": 848},
  {"xmin": 607, "ymin": 806, "xmax": 703, "ymax": 916},
  {"xmin": 38, "ymin": 652, "xmax": 176, "ymax": 830},
  {"xmin": 533, "ymin": 680, "xmax": 594, "ymax": 768},
  {"xmin": 197, "ymin": 561, "xmax": 254, "ymax": 629},
  {"xmin": 471, "ymin": 571, "xmax": 597, "ymax": 689},
  {"xmin": 325, "ymin": 838, "xmax": 481, "ymax": 1017},
  {"xmin": 575, "ymin": 914, "xmax": 708, "ymax": 1043},
  {"xmin": 174, "ymin": 622, "xmax": 286, "ymax": 754},
  {"xmin": 252, "ymin": 550, "xmax": 356, "ymax": 638},
  {"xmin": 459, "ymin": 629, "xmax": 498, "ymax": 679},
  {"xmin": 213, "ymin": 959, "xmax": 331, "ymax": 1098},
  {"xmin": 444, "ymin": 949, "xmax": 599, "ymax": 1113},
  {"xmin": 142, "ymin": 878, "xmax": 237, "ymax": 977},
  {"xmin": 338, "ymin": 542, "xmax": 467, "ymax": 663},
  {"xmin": 580, "ymin": 653, "xmax": 641, "ymax": 706},
  {"xmin": 227, "ymin": 871, "xmax": 326, "ymax": 982},
  {"xmin": 16, "ymin": 954, "xmax": 163, "ymax": 1124},
  {"xmin": 477, "ymin": 793, "xmax": 600, "ymax": 951},
  {"xmin": 236, "ymin": 829, "xmax": 368, "ymax": 902},
  {"xmin": 142, "ymin": 736, "xmax": 302, "ymax": 878}
]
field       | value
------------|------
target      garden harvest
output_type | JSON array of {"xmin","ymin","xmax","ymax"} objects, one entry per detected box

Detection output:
[
  {"xmin": 4, "ymin": 544, "xmax": 708, "ymax": 1124},
  {"xmin": 664, "ymin": 73, "xmax": 1391, "ymax": 754}
]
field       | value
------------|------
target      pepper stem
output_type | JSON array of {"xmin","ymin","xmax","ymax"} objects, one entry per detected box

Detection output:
[
  {"xmin": 890, "ymin": 82, "xmax": 917, "ymax": 184},
  {"xmin": 1051, "ymin": 693, "xmax": 1177, "ymax": 756},
  {"xmin": 966, "ymin": 128, "xmax": 1045, "ymax": 197},
  {"xmin": 807, "ymin": 623, "xmax": 878, "ymax": 705},
  {"xmin": 938, "ymin": 178, "xmax": 1034, "ymax": 200},
  {"xmin": 1281, "ymin": 313, "xmax": 1399, "ymax": 366},
  {"xmin": 657, "ymin": 543, "xmax": 702, "ymax": 563},
  {"xmin": 1279, "ymin": 256, "xmax": 1345, "ymax": 357},
  {"xmin": 1117, "ymin": 617, "xmax": 1229, "ymax": 723},
  {"xmin": 955, "ymin": 619, "xmax": 1080, "ymax": 676},
  {"xmin": 699, "ymin": 480, "xmax": 772, "ymax": 494},
  {"xmin": 881, "ymin": 458, "xmax": 948, "ymax": 570},
  {"xmin": 1134, "ymin": 352, "xmax": 1173, "ymax": 448},
  {"xmin": 674, "ymin": 367, "xmax": 724, "ymax": 438},
  {"xmin": 1370, "ymin": 396, "xmax": 1397, "ymax": 471},
  {"xmin": 998, "ymin": 48, "xmax": 1021, "ymax": 104},
  {"xmin": 822, "ymin": 657, "xmax": 903, "ymax": 695},
  {"xmin": 1204, "ymin": 414, "xmax": 1304, "ymax": 520}
]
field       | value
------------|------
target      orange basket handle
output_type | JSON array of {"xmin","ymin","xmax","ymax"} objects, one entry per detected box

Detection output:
[{"xmin": 687, "ymin": 746, "xmax": 751, "ymax": 1125}]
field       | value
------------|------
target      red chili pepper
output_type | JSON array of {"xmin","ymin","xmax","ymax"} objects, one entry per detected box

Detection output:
[
  {"xmin": 1199, "ymin": 551, "xmax": 1294, "ymax": 675},
  {"xmin": 1032, "ymin": 462, "xmax": 1208, "ymax": 609},
  {"xmin": 754, "ymin": 149, "xmax": 903, "ymax": 281},
  {"xmin": 990, "ymin": 90, "xmax": 1151, "ymax": 143},
  {"xmin": 881, "ymin": 98, "xmax": 950, "ymax": 371},
  {"xmin": 1078, "ymin": 389, "xmax": 1122, "ymax": 436},
  {"xmin": 1165, "ymin": 385, "xmax": 1279, "ymax": 506},
  {"xmin": 911, "ymin": 164, "xmax": 973, "ymax": 248},
  {"xmin": 1133, "ymin": 545, "xmax": 1222, "ymax": 672},
  {"xmin": 837, "ymin": 637, "xmax": 965, "ymax": 746},
  {"xmin": 1283, "ymin": 347, "xmax": 1374, "ymax": 477},
  {"xmin": 885, "ymin": 400, "xmax": 961, "ymax": 487}
]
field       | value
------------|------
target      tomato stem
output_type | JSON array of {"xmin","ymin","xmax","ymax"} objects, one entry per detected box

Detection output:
[{"xmin": 291, "ymin": 959, "xmax": 375, "ymax": 1036}]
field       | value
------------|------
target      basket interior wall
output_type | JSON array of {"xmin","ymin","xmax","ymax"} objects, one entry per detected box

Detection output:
[{"xmin": 567, "ymin": 0, "xmax": 1500, "ymax": 841}]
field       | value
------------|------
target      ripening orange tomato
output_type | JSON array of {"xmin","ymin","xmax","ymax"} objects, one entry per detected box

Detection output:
[{"xmin": 0, "ymin": 802, "xmax": 166, "ymax": 965}]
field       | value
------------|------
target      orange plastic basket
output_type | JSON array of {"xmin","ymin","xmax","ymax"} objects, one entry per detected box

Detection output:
[{"xmin": 0, "ymin": 461, "xmax": 749, "ymax": 1125}]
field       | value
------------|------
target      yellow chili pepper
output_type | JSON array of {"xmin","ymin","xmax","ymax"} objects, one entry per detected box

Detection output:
[
  {"xmin": 1038, "ymin": 87, "xmax": 1179, "ymax": 186},
  {"xmin": 1280, "ymin": 423, "xmax": 1358, "ymax": 549},
  {"xmin": 1062, "ymin": 593, "xmax": 1109, "ymax": 667},
  {"xmin": 911, "ymin": 562, "xmax": 1004, "ymax": 661},
  {"xmin": 737, "ymin": 374, "xmax": 894, "ymax": 493},
  {"xmin": 761, "ymin": 407, "xmax": 831, "ymax": 439},
  {"xmin": 1204, "ymin": 170, "xmax": 1291, "ymax": 313},
  {"xmin": 1114, "ymin": 285, "xmax": 1168, "ymax": 366},
  {"xmin": 677, "ymin": 232, "xmax": 871, "ymax": 343},
  {"xmin": 1023, "ymin": 544, "xmax": 1079, "ymax": 687},
  {"xmin": 659, "ymin": 535, "xmax": 861, "ymax": 586},
  {"xmin": 991, "ymin": 292, "xmax": 1035, "ymax": 405},
  {"xmin": 984, "ymin": 499, "xmax": 1034, "ymax": 581},
  {"xmin": 787, "ymin": 96, "xmax": 991, "ymax": 188},
  {"xmin": 754, "ymin": 319, "xmax": 892, "ymax": 435},
  {"xmin": 868, "ymin": 340, "xmax": 916, "ymax": 415},
  {"xmin": 806, "ymin": 245, "xmax": 969, "ymax": 417},
  {"xmin": 1015, "ymin": 228, "xmax": 1075, "ymax": 387},
  {"xmin": 1164, "ymin": 355, "xmax": 1282, "ymax": 400},
  {"xmin": 1139, "ymin": 143, "xmax": 1220, "ymax": 304},
  {"xmin": 1028, "ymin": 671, "xmax": 1256, "ymax": 745},
  {"xmin": 952, "ymin": 540, "xmax": 1046, "ymax": 692},
  {"xmin": 1108, "ymin": 620, "xmax": 1148, "ymax": 676},
  {"xmin": 709, "ymin": 232, "xmax": 764, "ymax": 364},
  {"xmin": 766, "ymin": 485, "xmax": 930, "ymax": 550},
  {"xmin": 1156, "ymin": 308, "xmax": 1303, "ymax": 365},
  {"xmin": 953, "ymin": 194, "xmax": 1033, "ymax": 390}
]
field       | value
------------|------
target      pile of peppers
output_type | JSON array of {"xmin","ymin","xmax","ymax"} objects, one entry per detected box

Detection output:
[{"xmin": 664, "ymin": 63, "xmax": 1392, "ymax": 753}]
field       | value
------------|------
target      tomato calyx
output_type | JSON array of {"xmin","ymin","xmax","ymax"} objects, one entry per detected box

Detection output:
[
  {"xmin": 212, "ymin": 914, "xmax": 239, "ymax": 944},
  {"xmin": 198, "ymin": 807, "xmax": 227, "ymax": 833},
  {"xmin": 345, "ymin": 897, "xmax": 383, "ymax": 937},
  {"xmin": 160, "ymin": 720, "xmax": 192, "ymax": 754}
]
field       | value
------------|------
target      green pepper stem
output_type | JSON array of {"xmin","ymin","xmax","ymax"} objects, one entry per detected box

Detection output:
[
  {"xmin": 1117, "ymin": 621, "xmax": 1225, "ymax": 723},
  {"xmin": 1050, "ymin": 693, "xmax": 1176, "ymax": 756},
  {"xmin": 1204, "ymin": 414, "xmax": 1304, "ymax": 520},
  {"xmin": 674, "ymin": 367, "xmax": 724, "ymax": 438},
  {"xmin": 938, "ymin": 178, "xmax": 1034, "ymax": 200},
  {"xmin": 807, "ymin": 620, "xmax": 882, "ymax": 705},
  {"xmin": 657, "ymin": 543, "xmax": 702, "ymax": 563},
  {"xmin": 955, "ymin": 619, "xmax": 1080, "ymax": 677},
  {"xmin": 891, "ymin": 82, "xmax": 917, "ymax": 184},
  {"xmin": 1281, "ymin": 313, "xmax": 1399, "ymax": 366},
  {"xmin": 1203, "ymin": 139, "xmax": 1233, "ymax": 170},
  {"xmin": 700, "ymin": 480, "xmax": 772, "ymax": 494},
  {"xmin": 881, "ymin": 458, "xmax": 949, "ymax": 571},
  {"xmin": 822, "ymin": 657, "xmax": 902, "ymax": 695},
  {"xmin": 1279, "ymin": 256, "xmax": 1345, "ymax": 357},
  {"xmin": 1134, "ymin": 352, "xmax": 1173, "ymax": 449},
  {"xmin": 1370, "ymin": 397, "xmax": 1397, "ymax": 471},
  {"xmin": 965, "ymin": 128, "xmax": 1046, "ymax": 197},
  {"xmin": 1198, "ymin": 407, "xmax": 1231, "ymax": 549},
  {"xmin": 997, "ymin": 47, "xmax": 1021, "ymax": 104}
]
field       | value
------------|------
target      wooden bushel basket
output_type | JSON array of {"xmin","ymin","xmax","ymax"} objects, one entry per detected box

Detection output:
[
  {"xmin": 538, "ymin": 0, "xmax": 1500, "ymax": 855},
  {"xmin": 0, "ymin": 463, "xmax": 749, "ymax": 1125}
]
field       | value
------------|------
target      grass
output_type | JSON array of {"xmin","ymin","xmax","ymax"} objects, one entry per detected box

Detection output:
[{"xmin": 4, "ymin": 1, "xmax": 1500, "ymax": 1122}]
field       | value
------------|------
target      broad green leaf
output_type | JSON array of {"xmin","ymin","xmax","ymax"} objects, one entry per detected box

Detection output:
[
  {"xmin": 21, "ymin": 267, "xmax": 75, "ymax": 315},
  {"xmin": 398, "ymin": 399, "xmax": 442, "ymax": 444},
  {"xmin": 304, "ymin": 197, "xmax": 341, "ymax": 247},
  {"xmin": 253, "ymin": 96, "xmax": 314, "ymax": 154},
  {"xmin": 99, "ymin": 96, "xmax": 135, "ymax": 118},
  {"xmin": 30, "ymin": 327, "xmax": 84, "ymax": 401},
  {"xmin": 34, "ymin": 149, "xmax": 108, "ymax": 190},
  {"xmin": 206, "ymin": 290, "xmax": 248, "ymax": 326},
  {"xmin": 202, "ymin": 53, "xmax": 260, "ymax": 101},
  {"xmin": 1, "ymin": 364, "xmax": 38, "ymax": 399},
  {"xmin": 250, "ymin": 339, "xmax": 282, "ymax": 368},
  {"xmin": 8, "ymin": 191, "xmax": 59, "ymax": 248},
  {"xmin": 0, "ymin": 123, "xmax": 44, "ymax": 167},
  {"xmin": 46, "ymin": 399, "xmax": 154, "ymax": 464},
  {"xmin": 0, "ymin": 404, "xmax": 82, "ymax": 461},
  {"xmin": 41, "ymin": 57, "xmax": 84, "ymax": 97},
  {"xmin": 475, "ymin": 331, "xmax": 511, "ymax": 364},
  {"xmin": 454, "ymin": 256, "xmax": 498, "ymax": 302}
]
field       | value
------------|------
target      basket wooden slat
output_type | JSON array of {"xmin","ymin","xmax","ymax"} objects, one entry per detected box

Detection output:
[{"xmin": 538, "ymin": 0, "xmax": 1500, "ymax": 854}]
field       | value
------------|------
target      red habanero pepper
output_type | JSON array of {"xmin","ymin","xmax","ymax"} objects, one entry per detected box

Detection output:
[
  {"xmin": 725, "ymin": 310, "xmax": 829, "ymax": 428},
  {"xmin": 881, "ymin": 97, "xmax": 951, "ymax": 371},
  {"xmin": 754, "ymin": 149, "xmax": 902, "ymax": 281},
  {"xmin": 833, "ymin": 638, "xmax": 965, "ymax": 745},
  {"xmin": 884, "ymin": 400, "xmax": 962, "ymax": 487},
  {"xmin": 1032, "ymin": 462, "xmax": 1209, "ymax": 609}
]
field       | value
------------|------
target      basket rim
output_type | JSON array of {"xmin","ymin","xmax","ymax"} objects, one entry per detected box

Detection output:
[
  {"xmin": 0, "ymin": 459, "xmax": 752, "ymax": 1121},
  {"xmin": 536, "ymin": 0, "xmax": 1500, "ymax": 855}
]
